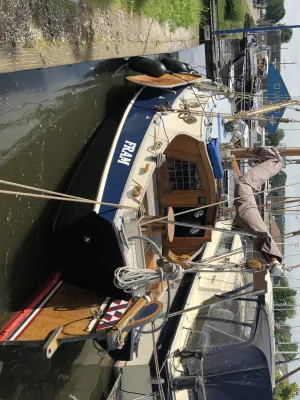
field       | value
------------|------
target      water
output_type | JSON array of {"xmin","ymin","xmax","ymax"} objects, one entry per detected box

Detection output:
[
  {"xmin": 0, "ymin": 46, "xmax": 207, "ymax": 399},
  {"xmin": 217, "ymin": 39, "xmax": 241, "ymax": 83}
]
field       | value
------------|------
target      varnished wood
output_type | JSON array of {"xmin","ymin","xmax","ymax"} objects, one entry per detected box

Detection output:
[
  {"xmin": 166, "ymin": 207, "xmax": 175, "ymax": 242},
  {"xmin": 231, "ymin": 157, "xmax": 241, "ymax": 176},
  {"xmin": 253, "ymin": 270, "xmax": 268, "ymax": 294},
  {"xmin": 127, "ymin": 73, "xmax": 201, "ymax": 88},
  {"xmin": 142, "ymin": 207, "xmax": 175, "ymax": 242},
  {"xmin": 167, "ymin": 250, "xmax": 191, "ymax": 267},
  {"xmin": 144, "ymin": 243, "xmax": 166, "ymax": 297},
  {"xmin": 127, "ymin": 301, "xmax": 163, "ymax": 327},
  {"xmin": 155, "ymin": 135, "xmax": 216, "ymax": 254},
  {"xmin": 145, "ymin": 163, "xmax": 151, "ymax": 173},
  {"xmin": 17, "ymin": 284, "xmax": 105, "ymax": 341}
]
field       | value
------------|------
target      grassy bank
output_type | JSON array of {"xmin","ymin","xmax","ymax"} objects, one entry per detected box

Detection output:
[
  {"xmin": 89, "ymin": 0, "xmax": 203, "ymax": 29},
  {"xmin": 217, "ymin": 0, "xmax": 255, "ymax": 30}
]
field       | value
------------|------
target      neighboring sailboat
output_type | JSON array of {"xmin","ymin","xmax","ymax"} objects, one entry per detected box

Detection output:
[{"xmin": 119, "ymin": 146, "xmax": 285, "ymax": 400}]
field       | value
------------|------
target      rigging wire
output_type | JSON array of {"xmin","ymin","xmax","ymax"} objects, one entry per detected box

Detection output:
[
  {"xmin": 140, "ymin": 180, "xmax": 300, "ymax": 227},
  {"xmin": 152, "ymin": 322, "xmax": 165, "ymax": 400}
]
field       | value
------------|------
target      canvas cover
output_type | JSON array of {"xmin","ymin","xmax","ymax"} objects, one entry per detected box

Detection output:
[{"xmin": 233, "ymin": 147, "xmax": 283, "ymax": 262}]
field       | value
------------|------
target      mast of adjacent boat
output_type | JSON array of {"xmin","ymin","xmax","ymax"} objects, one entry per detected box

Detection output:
[{"xmin": 225, "ymin": 97, "xmax": 300, "ymax": 386}]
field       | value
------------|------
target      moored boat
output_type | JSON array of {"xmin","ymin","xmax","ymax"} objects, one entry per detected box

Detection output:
[{"xmin": 0, "ymin": 70, "xmax": 234, "ymax": 358}]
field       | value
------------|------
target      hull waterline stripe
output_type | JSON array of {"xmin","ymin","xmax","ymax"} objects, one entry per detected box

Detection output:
[
  {"xmin": 0, "ymin": 272, "xmax": 61, "ymax": 341},
  {"xmin": 6, "ymin": 280, "xmax": 63, "ymax": 341}
]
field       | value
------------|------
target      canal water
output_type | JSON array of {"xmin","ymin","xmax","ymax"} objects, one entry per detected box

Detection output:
[
  {"xmin": 0, "ymin": 46, "xmax": 213, "ymax": 399},
  {"xmin": 217, "ymin": 39, "xmax": 242, "ymax": 83}
]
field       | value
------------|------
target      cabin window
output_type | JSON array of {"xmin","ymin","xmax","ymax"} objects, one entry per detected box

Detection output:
[
  {"xmin": 274, "ymin": 83, "xmax": 280, "ymax": 90},
  {"xmin": 274, "ymin": 92, "xmax": 281, "ymax": 101},
  {"xmin": 184, "ymin": 299, "xmax": 258, "ymax": 354},
  {"xmin": 167, "ymin": 158, "xmax": 202, "ymax": 191},
  {"xmin": 215, "ymin": 232, "xmax": 234, "ymax": 255}
]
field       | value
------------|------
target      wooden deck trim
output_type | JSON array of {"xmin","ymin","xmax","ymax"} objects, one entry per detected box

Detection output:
[{"xmin": 0, "ymin": 272, "xmax": 61, "ymax": 341}]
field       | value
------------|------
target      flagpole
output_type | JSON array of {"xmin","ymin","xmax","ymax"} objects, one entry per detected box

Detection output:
[{"xmin": 216, "ymin": 25, "xmax": 300, "ymax": 35}]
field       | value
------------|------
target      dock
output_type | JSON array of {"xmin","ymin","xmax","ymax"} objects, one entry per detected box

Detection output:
[{"xmin": 0, "ymin": 1, "xmax": 199, "ymax": 74}]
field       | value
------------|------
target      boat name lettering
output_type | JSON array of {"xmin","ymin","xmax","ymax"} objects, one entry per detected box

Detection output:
[{"xmin": 117, "ymin": 140, "xmax": 137, "ymax": 166}]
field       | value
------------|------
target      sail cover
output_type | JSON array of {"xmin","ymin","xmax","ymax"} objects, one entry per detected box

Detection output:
[{"xmin": 233, "ymin": 147, "xmax": 283, "ymax": 262}]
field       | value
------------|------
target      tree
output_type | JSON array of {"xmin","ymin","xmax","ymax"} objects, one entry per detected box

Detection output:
[
  {"xmin": 273, "ymin": 376, "xmax": 300, "ymax": 400},
  {"xmin": 275, "ymin": 325, "xmax": 299, "ymax": 361},
  {"xmin": 277, "ymin": 343, "xmax": 299, "ymax": 361},
  {"xmin": 265, "ymin": 0, "xmax": 286, "ymax": 23},
  {"xmin": 266, "ymin": 129, "xmax": 285, "ymax": 146},
  {"xmin": 274, "ymin": 287, "xmax": 297, "ymax": 324},
  {"xmin": 273, "ymin": 288, "xmax": 297, "ymax": 303},
  {"xmin": 279, "ymin": 25, "xmax": 293, "ymax": 43},
  {"xmin": 269, "ymin": 170, "xmax": 287, "ymax": 191}
]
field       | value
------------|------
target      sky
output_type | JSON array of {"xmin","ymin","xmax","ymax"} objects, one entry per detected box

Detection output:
[
  {"xmin": 268, "ymin": 0, "xmax": 300, "ymax": 383},
  {"xmin": 277, "ymin": 1, "xmax": 300, "ymax": 272},
  {"xmin": 180, "ymin": 0, "xmax": 300, "ymax": 381}
]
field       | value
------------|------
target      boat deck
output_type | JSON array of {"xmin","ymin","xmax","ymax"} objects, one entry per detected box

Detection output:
[
  {"xmin": 0, "ymin": 276, "xmax": 106, "ymax": 343},
  {"xmin": 123, "ymin": 173, "xmax": 165, "ymax": 298}
]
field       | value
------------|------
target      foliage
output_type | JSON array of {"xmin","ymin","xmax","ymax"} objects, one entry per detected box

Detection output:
[
  {"xmin": 275, "ymin": 219, "xmax": 286, "ymax": 243},
  {"xmin": 277, "ymin": 342, "xmax": 298, "ymax": 361},
  {"xmin": 224, "ymin": 0, "xmax": 241, "ymax": 20},
  {"xmin": 273, "ymin": 288, "xmax": 298, "ymax": 346},
  {"xmin": 89, "ymin": 0, "xmax": 203, "ymax": 28},
  {"xmin": 269, "ymin": 170, "xmax": 287, "ymax": 194},
  {"xmin": 265, "ymin": 0, "xmax": 286, "ymax": 23},
  {"xmin": 244, "ymin": 12, "xmax": 255, "ymax": 28},
  {"xmin": 279, "ymin": 276, "xmax": 289, "ymax": 287},
  {"xmin": 274, "ymin": 288, "xmax": 296, "ymax": 324},
  {"xmin": 273, "ymin": 288, "xmax": 297, "ymax": 303},
  {"xmin": 217, "ymin": 0, "xmax": 254, "ymax": 30},
  {"xmin": 266, "ymin": 129, "xmax": 285, "ymax": 147},
  {"xmin": 273, "ymin": 375, "xmax": 300, "ymax": 400},
  {"xmin": 278, "ymin": 25, "xmax": 293, "ymax": 43},
  {"xmin": 274, "ymin": 289, "xmax": 298, "ymax": 360}
]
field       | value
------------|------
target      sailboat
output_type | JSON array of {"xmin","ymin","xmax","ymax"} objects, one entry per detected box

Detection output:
[
  {"xmin": 0, "ymin": 59, "xmax": 236, "ymax": 358},
  {"xmin": 0, "ymin": 58, "xmax": 299, "ymax": 375}
]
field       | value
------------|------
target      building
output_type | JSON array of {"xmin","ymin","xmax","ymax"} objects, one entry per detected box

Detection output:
[
  {"xmin": 264, "ymin": 64, "xmax": 291, "ymax": 134},
  {"xmin": 254, "ymin": 28, "xmax": 291, "ymax": 135},
  {"xmin": 256, "ymin": 27, "xmax": 281, "ymax": 69}
]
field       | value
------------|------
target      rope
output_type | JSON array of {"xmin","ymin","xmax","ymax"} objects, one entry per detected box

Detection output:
[
  {"xmin": 155, "ymin": 153, "xmax": 166, "ymax": 169},
  {"xmin": 114, "ymin": 260, "xmax": 257, "ymax": 294},
  {"xmin": 0, "ymin": 179, "xmax": 88, "ymax": 201},
  {"xmin": 0, "ymin": 180, "xmax": 138, "ymax": 210},
  {"xmin": 154, "ymin": 106, "xmax": 292, "ymax": 123},
  {"xmin": 114, "ymin": 262, "xmax": 183, "ymax": 294}
]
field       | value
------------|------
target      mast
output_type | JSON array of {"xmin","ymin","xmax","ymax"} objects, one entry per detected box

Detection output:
[
  {"xmin": 232, "ymin": 148, "xmax": 300, "ymax": 158},
  {"xmin": 276, "ymin": 365, "xmax": 300, "ymax": 384},
  {"xmin": 227, "ymin": 99, "xmax": 300, "ymax": 122}
]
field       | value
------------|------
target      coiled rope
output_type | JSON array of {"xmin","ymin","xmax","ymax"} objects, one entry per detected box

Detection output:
[{"xmin": 114, "ymin": 262, "xmax": 184, "ymax": 293}]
